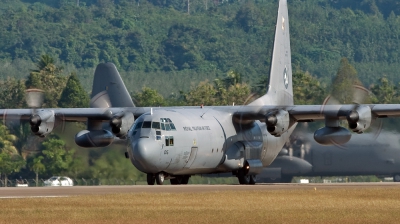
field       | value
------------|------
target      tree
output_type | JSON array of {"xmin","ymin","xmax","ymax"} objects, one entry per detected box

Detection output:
[
  {"xmin": 184, "ymin": 80, "xmax": 217, "ymax": 106},
  {"xmin": 133, "ymin": 87, "xmax": 165, "ymax": 106},
  {"xmin": 42, "ymin": 137, "xmax": 74, "ymax": 176},
  {"xmin": 0, "ymin": 124, "xmax": 18, "ymax": 155},
  {"xmin": 0, "ymin": 153, "xmax": 25, "ymax": 187},
  {"xmin": 58, "ymin": 72, "xmax": 90, "ymax": 108},
  {"xmin": 221, "ymin": 83, "xmax": 251, "ymax": 106},
  {"xmin": 89, "ymin": 149, "xmax": 145, "ymax": 181},
  {"xmin": 29, "ymin": 155, "xmax": 46, "ymax": 187},
  {"xmin": 330, "ymin": 58, "xmax": 362, "ymax": 104},
  {"xmin": 370, "ymin": 76, "xmax": 399, "ymax": 104},
  {"xmin": 0, "ymin": 78, "xmax": 26, "ymax": 109},
  {"xmin": 293, "ymin": 71, "xmax": 327, "ymax": 105},
  {"xmin": 26, "ymin": 55, "xmax": 68, "ymax": 108}
]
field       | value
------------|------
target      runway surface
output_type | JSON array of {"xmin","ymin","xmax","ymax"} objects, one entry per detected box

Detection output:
[{"xmin": 0, "ymin": 182, "xmax": 399, "ymax": 198}]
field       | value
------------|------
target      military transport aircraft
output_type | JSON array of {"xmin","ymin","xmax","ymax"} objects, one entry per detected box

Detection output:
[
  {"xmin": 258, "ymin": 130, "xmax": 400, "ymax": 183},
  {"xmin": 2, "ymin": 0, "xmax": 400, "ymax": 185}
]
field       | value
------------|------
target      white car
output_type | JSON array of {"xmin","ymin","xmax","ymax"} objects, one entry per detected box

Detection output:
[{"xmin": 44, "ymin": 176, "xmax": 74, "ymax": 186}]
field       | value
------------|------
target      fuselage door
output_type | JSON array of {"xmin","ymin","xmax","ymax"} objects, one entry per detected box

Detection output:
[{"xmin": 185, "ymin": 147, "xmax": 198, "ymax": 168}]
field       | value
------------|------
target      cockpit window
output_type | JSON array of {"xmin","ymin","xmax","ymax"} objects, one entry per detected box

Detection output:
[
  {"xmin": 152, "ymin": 122, "xmax": 160, "ymax": 129},
  {"xmin": 142, "ymin": 121, "xmax": 152, "ymax": 128},
  {"xmin": 159, "ymin": 118, "xmax": 176, "ymax": 131}
]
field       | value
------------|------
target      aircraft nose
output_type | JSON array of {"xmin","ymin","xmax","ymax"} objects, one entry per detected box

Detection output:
[{"xmin": 132, "ymin": 138, "xmax": 159, "ymax": 173}]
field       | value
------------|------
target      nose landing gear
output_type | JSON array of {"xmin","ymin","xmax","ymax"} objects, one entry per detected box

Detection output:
[{"xmin": 147, "ymin": 172, "xmax": 165, "ymax": 185}]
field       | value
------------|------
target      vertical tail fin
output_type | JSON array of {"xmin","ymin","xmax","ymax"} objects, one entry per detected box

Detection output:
[
  {"xmin": 250, "ymin": 0, "xmax": 293, "ymax": 106},
  {"xmin": 91, "ymin": 62, "xmax": 135, "ymax": 108}
]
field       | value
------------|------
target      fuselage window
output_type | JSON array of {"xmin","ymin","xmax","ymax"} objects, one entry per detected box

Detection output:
[
  {"xmin": 152, "ymin": 122, "xmax": 160, "ymax": 129},
  {"xmin": 165, "ymin": 136, "xmax": 174, "ymax": 146},
  {"xmin": 159, "ymin": 118, "xmax": 176, "ymax": 131},
  {"xmin": 142, "ymin": 121, "xmax": 152, "ymax": 128},
  {"xmin": 156, "ymin": 130, "xmax": 161, "ymax": 141},
  {"xmin": 165, "ymin": 136, "xmax": 170, "ymax": 146}
]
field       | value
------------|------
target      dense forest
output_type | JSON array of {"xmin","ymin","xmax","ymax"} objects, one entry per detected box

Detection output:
[
  {"xmin": 1, "ymin": 0, "xmax": 400, "ymax": 96},
  {"xmin": 1, "ymin": 0, "xmax": 400, "ymax": 183}
]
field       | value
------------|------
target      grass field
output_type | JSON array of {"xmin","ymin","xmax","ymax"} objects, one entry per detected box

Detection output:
[{"xmin": 0, "ymin": 188, "xmax": 399, "ymax": 224}]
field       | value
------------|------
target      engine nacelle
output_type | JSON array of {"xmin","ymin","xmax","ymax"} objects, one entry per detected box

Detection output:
[
  {"xmin": 30, "ymin": 109, "xmax": 55, "ymax": 137},
  {"xmin": 266, "ymin": 110, "xmax": 289, "ymax": 136},
  {"xmin": 346, "ymin": 105, "xmax": 371, "ymax": 133},
  {"xmin": 314, "ymin": 126, "xmax": 352, "ymax": 145},
  {"xmin": 75, "ymin": 130, "xmax": 114, "ymax": 148},
  {"xmin": 110, "ymin": 112, "xmax": 135, "ymax": 138}
]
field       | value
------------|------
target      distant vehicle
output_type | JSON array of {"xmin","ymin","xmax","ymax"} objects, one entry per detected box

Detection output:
[
  {"xmin": 44, "ymin": 176, "xmax": 74, "ymax": 186},
  {"xmin": 258, "ymin": 131, "xmax": 400, "ymax": 183}
]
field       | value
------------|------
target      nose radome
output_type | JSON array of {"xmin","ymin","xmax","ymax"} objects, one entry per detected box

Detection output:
[{"xmin": 132, "ymin": 138, "xmax": 159, "ymax": 173}]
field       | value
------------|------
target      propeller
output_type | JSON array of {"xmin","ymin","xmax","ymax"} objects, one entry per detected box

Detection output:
[{"xmin": 320, "ymin": 84, "xmax": 383, "ymax": 148}]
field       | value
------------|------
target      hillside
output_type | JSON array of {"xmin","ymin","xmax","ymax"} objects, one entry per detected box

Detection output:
[{"xmin": 1, "ymin": 0, "xmax": 400, "ymax": 96}]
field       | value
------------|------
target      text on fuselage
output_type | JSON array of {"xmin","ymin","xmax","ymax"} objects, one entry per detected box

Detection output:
[{"xmin": 183, "ymin": 126, "xmax": 211, "ymax": 131}]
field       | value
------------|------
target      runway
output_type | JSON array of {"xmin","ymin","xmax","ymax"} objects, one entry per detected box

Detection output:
[{"xmin": 0, "ymin": 182, "xmax": 399, "ymax": 198}]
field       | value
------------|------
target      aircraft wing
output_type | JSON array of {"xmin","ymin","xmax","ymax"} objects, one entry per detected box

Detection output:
[
  {"xmin": 3, "ymin": 104, "xmax": 400, "ymax": 123},
  {"xmin": 228, "ymin": 104, "xmax": 400, "ymax": 122}
]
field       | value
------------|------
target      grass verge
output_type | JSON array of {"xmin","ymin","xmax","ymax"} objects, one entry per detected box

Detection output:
[{"xmin": 0, "ymin": 188, "xmax": 399, "ymax": 223}]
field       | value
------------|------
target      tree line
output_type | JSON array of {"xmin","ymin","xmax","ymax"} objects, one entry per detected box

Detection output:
[{"xmin": 0, "ymin": 54, "xmax": 399, "ymax": 183}]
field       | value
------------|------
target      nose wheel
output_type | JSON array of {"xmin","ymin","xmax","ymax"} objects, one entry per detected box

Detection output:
[
  {"xmin": 147, "ymin": 173, "xmax": 155, "ymax": 185},
  {"xmin": 155, "ymin": 172, "xmax": 165, "ymax": 185}
]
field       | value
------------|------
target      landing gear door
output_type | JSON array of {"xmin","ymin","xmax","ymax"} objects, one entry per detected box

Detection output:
[{"xmin": 184, "ymin": 147, "xmax": 198, "ymax": 168}]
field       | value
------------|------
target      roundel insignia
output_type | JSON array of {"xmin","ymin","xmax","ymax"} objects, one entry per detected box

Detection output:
[{"xmin": 283, "ymin": 67, "xmax": 289, "ymax": 89}]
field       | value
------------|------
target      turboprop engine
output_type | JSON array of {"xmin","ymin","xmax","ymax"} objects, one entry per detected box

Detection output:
[
  {"xmin": 265, "ymin": 110, "xmax": 289, "ymax": 136},
  {"xmin": 314, "ymin": 126, "xmax": 352, "ymax": 146},
  {"xmin": 75, "ymin": 130, "xmax": 114, "ymax": 148},
  {"xmin": 346, "ymin": 105, "xmax": 371, "ymax": 133},
  {"xmin": 109, "ymin": 112, "xmax": 135, "ymax": 138},
  {"xmin": 29, "ymin": 109, "xmax": 55, "ymax": 137}
]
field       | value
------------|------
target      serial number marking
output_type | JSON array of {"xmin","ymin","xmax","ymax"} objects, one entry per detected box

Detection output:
[{"xmin": 183, "ymin": 126, "xmax": 210, "ymax": 131}]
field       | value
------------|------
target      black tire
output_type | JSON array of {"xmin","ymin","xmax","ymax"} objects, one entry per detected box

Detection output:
[
  {"xmin": 237, "ymin": 170, "xmax": 250, "ymax": 185},
  {"xmin": 170, "ymin": 175, "xmax": 190, "ymax": 185},
  {"xmin": 249, "ymin": 175, "xmax": 257, "ymax": 185},
  {"xmin": 147, "ymin": 173, "xmax": 155, "ymax": 185},
  {"xmin": 181, "ymin": 175, "xmax": 190, "ymax": 185},
  {"xmin": 155, "ymin": 172, "xmax": 165, "ymax": 185},
  {"xmin": 170, "ymin": 178, "xmax": 179, "ymax": 185}
]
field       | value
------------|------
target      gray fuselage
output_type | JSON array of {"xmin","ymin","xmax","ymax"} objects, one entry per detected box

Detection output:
[{"xmin": 126, "ymin": 108, "xmax": 295, "ymax": 176}]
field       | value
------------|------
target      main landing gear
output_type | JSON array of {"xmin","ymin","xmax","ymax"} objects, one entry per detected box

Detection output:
[
  {"xmin": 170, "ymin": 175, "xmax": 190, "ymax": 185},
  {"xmin": 146, "ymin": 173, "xmax": 191, "ymax": 185},
  {"xmin": 236, "ymin": 169, "xmax": 257, "ymax": 185}
]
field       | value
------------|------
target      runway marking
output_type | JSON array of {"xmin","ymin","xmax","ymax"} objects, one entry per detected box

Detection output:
[{"xmin": 0, "ymin": 196, "xmax": 69, "ymax": 199}]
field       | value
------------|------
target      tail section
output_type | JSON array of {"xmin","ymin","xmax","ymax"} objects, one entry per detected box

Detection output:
[
  {"xmin": 250, "ymin": 0, "xmax": 293, "ymax": 106},
  {"xmin": 91, "ymin": 62, "xmax": 135, "ymax": 108}
]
